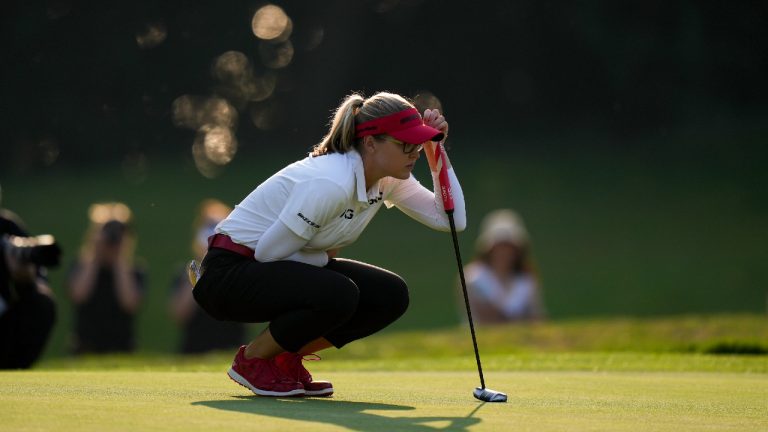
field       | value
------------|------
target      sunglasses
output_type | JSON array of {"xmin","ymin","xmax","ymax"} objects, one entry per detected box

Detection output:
[{"xmin": 383, "ymin": 137, "xmax": 423, "ymax": 154}]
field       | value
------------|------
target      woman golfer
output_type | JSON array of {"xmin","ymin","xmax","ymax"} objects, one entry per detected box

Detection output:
[{"xmin": 193, "ymin": 91, "xmax": 466, "ymax": 397}]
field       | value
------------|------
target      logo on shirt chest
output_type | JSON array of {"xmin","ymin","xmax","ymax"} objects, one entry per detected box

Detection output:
[{"xmin": 339, "ymin": 191, "xmax": 384, "ymax": 220}]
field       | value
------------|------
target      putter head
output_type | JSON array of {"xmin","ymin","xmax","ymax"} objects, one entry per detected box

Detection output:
[
  {"xmin": 473, "ymin": 387, "xmax": 507, "ymax": 403},
  {"xmin": 187, "ymin": 259, "xmax": 201, "ymax": 286}
]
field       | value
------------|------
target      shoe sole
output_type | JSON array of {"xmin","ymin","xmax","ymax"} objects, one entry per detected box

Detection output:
[
  {"xmin": 305, "ymin": 388, "xmax": 334, "ymax": 397},
  {"xmin": 227, "ymin": 368, "xmax": 306, "ymax": 397}
]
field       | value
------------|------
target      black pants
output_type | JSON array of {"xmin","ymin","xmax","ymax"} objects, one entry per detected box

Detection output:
[{"xmin": 193, "ymin": 248, "xmax": 409, "ymax": 353}]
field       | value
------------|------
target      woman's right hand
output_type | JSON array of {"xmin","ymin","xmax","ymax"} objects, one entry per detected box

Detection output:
[{"xmin": 326, "ymin": 249, "xmax": 340, "ymax": 259}]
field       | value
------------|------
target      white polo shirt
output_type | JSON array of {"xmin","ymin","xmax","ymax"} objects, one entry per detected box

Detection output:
[{"xmin": 216, "ymin": 149, "xmax": 440, "ymax": 252}]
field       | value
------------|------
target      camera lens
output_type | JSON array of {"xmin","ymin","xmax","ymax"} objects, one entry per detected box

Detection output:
[{"xmin": 102, "ymin": 220, "xmax": 125, "ymax": 245}]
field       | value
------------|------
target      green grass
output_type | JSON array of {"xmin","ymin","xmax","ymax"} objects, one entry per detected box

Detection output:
[
  {"xmin": 2, "ymin": 368, "xmax": 766, "ymax": 431},
  {"xmin": 3, "ymin": 315, "xmax": 766, "ymax": 431},
  {"xmin": 38, "ymin": 314, "xmax": 768, "ymax": 374},
  {"xmin": 37, "ymin": 351, "xmax": 768, "ymax": 374}
]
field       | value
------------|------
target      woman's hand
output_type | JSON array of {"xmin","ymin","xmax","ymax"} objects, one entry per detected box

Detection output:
[
  {"xmin": 326, "ymin": 249, "xmax": 340, "ymax": 259},
  {"xmin": 423, "ymin": 109, "xmax": 448, "ymax": 141},
  {"xmin": 422, "ymin": 109, "xmax": 451, "ymax": 173}
]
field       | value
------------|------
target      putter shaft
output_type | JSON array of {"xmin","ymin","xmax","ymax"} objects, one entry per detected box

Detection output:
[{"xmin": 448, "ymin": 212, "xmax": 486, "ymax": 390}]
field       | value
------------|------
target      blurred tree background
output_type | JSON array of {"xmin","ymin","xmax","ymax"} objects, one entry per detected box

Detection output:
[{"xmin": 1, "ymin": 0, "xmax": 766, "ymax": 356}]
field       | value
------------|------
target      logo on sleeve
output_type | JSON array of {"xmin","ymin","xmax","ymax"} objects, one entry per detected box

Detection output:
[{"xmin": 297, "ymin": 213, "xmax": 320, "ymax": 228}]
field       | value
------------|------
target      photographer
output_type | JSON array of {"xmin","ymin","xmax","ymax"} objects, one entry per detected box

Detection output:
[
  {"xmin": 0, "ymin": 207, "xmax": 60, "ymax": 369},
  {"xmin": 169, "ymin": 199, "xmax": 244, "ymax": 353},
  {"xmin": 68, "ymin": 202, "xmax": 145, "ymax": 354}
]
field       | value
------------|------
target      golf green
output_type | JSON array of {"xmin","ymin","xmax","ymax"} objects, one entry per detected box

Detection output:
[{"xmin": 2, "ymin": 369, "xmax": 765, "ymax": 431}]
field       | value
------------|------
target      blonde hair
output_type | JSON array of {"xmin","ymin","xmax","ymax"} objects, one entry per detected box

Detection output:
[{"xmin": 311, "ymin": 92, "xmax": 414, "ymax": 156}]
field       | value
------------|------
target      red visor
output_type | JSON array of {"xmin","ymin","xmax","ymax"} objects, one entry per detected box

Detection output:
[{"xmin": 354, "ymin": 108, "xmax": 444, "ymax": 144}]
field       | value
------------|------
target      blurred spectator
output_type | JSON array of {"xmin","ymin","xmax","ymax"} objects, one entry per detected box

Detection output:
[
  {"xmin": 0, "ymin": 193, "xmax": 60, "ymax": 368},
  {"xmin": 461, "ymin": 209, "xmax": 545, "ymax": 324},
  {"xmin": 68, "ymin": 202, "xmax": 145, "ymax": 354},
  {"xmin": 169, "ymin": 199, "xmax": 245, "ymax": 353}
]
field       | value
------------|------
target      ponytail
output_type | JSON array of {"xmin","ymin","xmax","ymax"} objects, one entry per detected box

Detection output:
[{"xmin": 312, "ymin": 94, "xmax": 364, "ymax": 156}]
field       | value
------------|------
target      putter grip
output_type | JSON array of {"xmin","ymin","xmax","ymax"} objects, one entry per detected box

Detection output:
[{"xmin": 435, "ymin": 143, "xmax": 454, "ymax": 212}]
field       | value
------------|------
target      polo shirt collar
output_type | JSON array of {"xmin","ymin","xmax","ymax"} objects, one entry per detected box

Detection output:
[{"xmin": 350, "ymin": 149, "xmax": 375, "ymax": 204}]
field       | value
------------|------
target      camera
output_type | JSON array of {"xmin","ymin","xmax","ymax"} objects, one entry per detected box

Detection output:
[
  {"xmin": 101, "ymin": 220, "xmax": 126, "ymax": 246},
  {"xmin": 1, "ymin": 234, "xmax": 62, "ymax": 268}
]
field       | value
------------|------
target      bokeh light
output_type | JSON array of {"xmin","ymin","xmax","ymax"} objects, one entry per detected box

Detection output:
[
  {"xmin": 202, "ymin": 125, "xmax": 237, "ymax": 165},
  {"xmin": 211, "ymin": 51, "xmax": 276, "ymax": 104},
  {"xmin": 172, "ymin": 95, "xmax": 238, "ymax": 130},
  {"xmin": 251, "ymin": 5, "xmax": 292, "ymax": 41},
  {"xmin": 192, "ymin": 134, "xmax": 219, "ymax": 179},
  {"xmin": 243, "ymin": 72, "xmax": 277, "ymax": 102},
  {"xmin": 172, "ymin": 95, "xmax": 240, "ymax": 178},
  {"xmin": 172, "ymin": 95, "xmax": 200, "ymax": 129},
  {"xmin": 249, "ymin": 100, "xmax": 285, "ymax": 131},
  {"xmin": 135, "ymin": 22, "xmax": 167, "ymax": 49},
  {"xmin": 203, "ymin": 98, "xmax": 238, "ymax": 129},
  {"xmin": 173, "ymin": 6, "xmax": 300, "ymax": 178},
  {"xmin": 212, "ymin": 51, "xmax": 250, "ymax": 83},
  {"xmin": 259, "ymin": 40, "xmax": 294, "ymax": 69},
  {"xmin": 250, "ymin": 105, "xmax": 275, "ymax": 130}
]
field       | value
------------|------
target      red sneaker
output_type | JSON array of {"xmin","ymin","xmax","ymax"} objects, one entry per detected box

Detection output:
[
  {"xmin": 227, "ymin": 346, "xmax": 305, "ymax": 397},
  {"xmin": 274, "ymin": 352, "xmax": 334, "ymax": 397}
]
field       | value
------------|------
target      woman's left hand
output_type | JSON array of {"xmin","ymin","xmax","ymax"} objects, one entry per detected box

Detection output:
[
  {"xmin": 422, "ymin": 109, "xmax": 450, "ymax": 172},
  {"xmin": 423, "ymin": 109, "xmax": 448, "ymax": 143}
]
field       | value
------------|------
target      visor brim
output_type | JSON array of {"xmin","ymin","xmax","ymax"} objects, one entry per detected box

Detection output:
[{"xmin": 389, "ymin": 124, "xmax": 444, "ymax": 144}]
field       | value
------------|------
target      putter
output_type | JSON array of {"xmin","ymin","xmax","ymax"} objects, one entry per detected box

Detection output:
[{"xmin": 434, "ymin": 142, "xmax": 508, "ymax": 403}]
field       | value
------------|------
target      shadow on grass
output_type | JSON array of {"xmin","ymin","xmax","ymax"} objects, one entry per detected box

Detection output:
[{"xmin": 192, "ymin": 396, "xmax": 483, "ymax": 431}]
